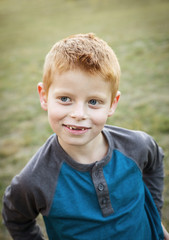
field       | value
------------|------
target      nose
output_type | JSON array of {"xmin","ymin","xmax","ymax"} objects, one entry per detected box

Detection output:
[{"xmin": 69, "ymin": 102, "xmax": 87, "ymax": 120}]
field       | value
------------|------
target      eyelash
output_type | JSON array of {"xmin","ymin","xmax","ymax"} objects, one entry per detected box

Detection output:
[
  {"xmin": 88, "ymin": 99, "xmax": 99, "ymax": 105},
  {"xmin": 59, "ymin": 97, "xmax": 71, "ymax": 102},
  {"xmin": 58, "ymin": 97, "xmax": 102, "ymax": 107}
]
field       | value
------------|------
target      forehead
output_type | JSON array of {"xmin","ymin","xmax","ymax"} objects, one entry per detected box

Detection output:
[
  {"xmin": 49, "ymin": 70, "xmax": 112, "ymax": 97},
  {"xmin": 51, "ymin": 70, "xmax": 110, "ymax": 88}
]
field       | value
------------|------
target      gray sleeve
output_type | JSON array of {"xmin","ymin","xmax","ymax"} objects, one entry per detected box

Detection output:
[
  {"xmin": 142, "ymin": 134, "xmax": 164, "ymax": 216},
  {"xmin": 2, "ymin": 174, "xmax": 45, "ymax": 240},
  {"xmin": 2, "ymin": 134, "xmax": 60, "ymax": 240}
]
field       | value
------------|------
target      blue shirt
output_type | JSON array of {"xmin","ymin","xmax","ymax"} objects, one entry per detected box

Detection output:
[{"xmin": 3, "ymin": 125, "xmax": 164, "ymax": 239}]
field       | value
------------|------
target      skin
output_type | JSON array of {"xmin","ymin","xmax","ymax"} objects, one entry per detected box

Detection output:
[
  {"xmin": 38, "ymin": 69, "xmax": 120, "ymax": 164},
  {"xmin": 162, "ymin": 224, "xmax": 169, "ymax": 240},
  {"xmin": 38, "ymin": 68, "xmax": 169, "ymax": 237}
]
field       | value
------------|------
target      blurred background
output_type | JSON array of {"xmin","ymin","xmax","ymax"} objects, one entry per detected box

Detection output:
[{"xmin": 0, "ymin": 0, "xmax": 169, "ymax": 239}]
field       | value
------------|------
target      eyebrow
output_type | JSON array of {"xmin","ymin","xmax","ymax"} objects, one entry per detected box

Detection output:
[
  {"xmin": 52, "ymin": 88, "xmax": 109, "ymax": 101},
  {"xmin": 88, "ymin": 94, "xmax": 107, "ymax": 101},
  {"xmin": 52, "ymin": 89, "xmax": 73, "ymax": 95}
]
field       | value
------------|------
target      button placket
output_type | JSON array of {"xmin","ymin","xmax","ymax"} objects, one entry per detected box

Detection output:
[
  {"xmin": 91, "ymin": 163, "xmax": 114, "ymax": 217},
  {"xmin": 94, "ymin": 168, "xmax": 102, "ymax": 178},
  {"xmin": 101, "ymin": 198, "xmax": 107, "ymax": 205}
]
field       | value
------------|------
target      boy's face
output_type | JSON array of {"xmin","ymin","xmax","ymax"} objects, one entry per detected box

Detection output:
[{"xmin": 38, "ymin": 69, "xmax": 120, "ymax": 150}]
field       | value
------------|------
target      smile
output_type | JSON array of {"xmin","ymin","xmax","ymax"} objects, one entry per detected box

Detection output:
[{"xmin": 63, "ymin": 124, "xmax": 90, "ymax": 131}]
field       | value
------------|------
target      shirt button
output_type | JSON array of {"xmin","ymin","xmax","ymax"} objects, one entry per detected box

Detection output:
[
  {"xmin": 95, "ymin": 170, "xmax": 101, "ymax": 177},
  {"xmin": 102, "ymin": 198, "xmax": 107, "ymax": 205},
  {"xmin": 98, "ymin": 183, "xmax": 104, "ymax": 191}
]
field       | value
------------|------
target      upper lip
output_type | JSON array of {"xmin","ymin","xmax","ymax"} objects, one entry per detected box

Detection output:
[{"xmin": 63, "ymin": 124, "xmax": 91, "ymax": 130}]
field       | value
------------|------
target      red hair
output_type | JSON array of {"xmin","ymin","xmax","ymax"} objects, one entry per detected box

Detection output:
[{"xmin": 43, "ymin": 33, "xmax": 120, "ymax": 100}]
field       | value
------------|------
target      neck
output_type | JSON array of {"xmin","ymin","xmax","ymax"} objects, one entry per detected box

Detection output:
[{"xmin": 58, "ymin": 133, "xmax": 108, "ymax": 165}]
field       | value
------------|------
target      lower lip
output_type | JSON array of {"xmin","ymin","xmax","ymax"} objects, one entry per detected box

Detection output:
[{"xmin": 63, "ymin": 126, "xmax": 89, "ymax": 135}]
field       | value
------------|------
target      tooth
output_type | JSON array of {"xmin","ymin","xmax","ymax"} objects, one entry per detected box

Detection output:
[{"xmin": 69, "ymin": 127, "xmax": 72, "ymax": 130}]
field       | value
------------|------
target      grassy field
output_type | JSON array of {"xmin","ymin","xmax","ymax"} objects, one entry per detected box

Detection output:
[{"xmin": 0, "ymin": 0, "xmax": 169, "ymax": 238}]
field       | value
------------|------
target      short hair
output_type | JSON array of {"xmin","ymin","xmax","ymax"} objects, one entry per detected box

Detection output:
[{"xmin": 43, "ymin": 33, "xmax": 120, "ymax": 100}]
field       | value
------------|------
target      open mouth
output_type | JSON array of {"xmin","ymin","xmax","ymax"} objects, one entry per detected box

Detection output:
[{"xmin": 63, "ymin": 124, "xmax": 90, "ymax": 131}]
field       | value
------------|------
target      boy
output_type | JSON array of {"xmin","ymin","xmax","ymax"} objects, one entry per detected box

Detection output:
[{"xmin": 2, "ymin": 33, "xmax": 169, "ymax": 240}]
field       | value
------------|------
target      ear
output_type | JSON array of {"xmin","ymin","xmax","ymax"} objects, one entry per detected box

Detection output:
[
  {"xmin": 37, "ymin": 82, "xmax": 48, "ymax": 111},
  {"xmin": 108, "ymin": 91, "xmax": 121, "ymax": 117}
]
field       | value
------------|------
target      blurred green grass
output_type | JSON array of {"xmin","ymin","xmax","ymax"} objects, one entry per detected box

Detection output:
[{"xmin": 0, "ymin": 0, "xmax": 169, "ymax": 238}]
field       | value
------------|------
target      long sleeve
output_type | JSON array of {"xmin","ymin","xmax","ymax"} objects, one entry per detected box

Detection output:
[
  {"xmin": 142, "ymin": 135, "xmax": 164, "ymax": 216},
  {"xmin": 2, "ymin": 134, "xmax": 59, "ymax": 240},
  {"xmin": 2, "ymin": 174, "xmax": 45, "ymax": 240}
]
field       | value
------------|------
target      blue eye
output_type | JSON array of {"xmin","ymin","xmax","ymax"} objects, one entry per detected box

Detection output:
[
  {"xmin": 60, "ymin": 97, "xmax": 70, "ymax": 102},
  {"xmin": 89, "ymin": 99, "xmax": 98, "ymax": 105}
]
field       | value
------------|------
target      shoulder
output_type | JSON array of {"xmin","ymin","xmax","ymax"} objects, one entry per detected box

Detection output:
[
  {"xmin": 18, "ymin": 134, "xmax": 58, "ymax": 179},
  {"xmin": 103, "ymin": 125, "xmax": 162, "ymax": 170},
  {"xmin": 104, "ymin": 124, "xmax": 153, "ymax": 148},
  {"xmin": 8, "ymin": 134, "xmax": 63, "ymax": 215}
]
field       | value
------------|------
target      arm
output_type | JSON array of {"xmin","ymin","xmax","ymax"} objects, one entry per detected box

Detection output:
[
  {"xmin": 141, "ymin": 134, "xmax": 169, "ymax": 238},
  {"xmin": 2, "ymin": 175, "xmax": 45, "ymax": 240},
  {"xmin": 142, "ymin": 135, "xmax": 164, "ymax": 216},
  {"xmin": 162, "ymin": 223, "xmax": 169, "ymax": 240}
]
